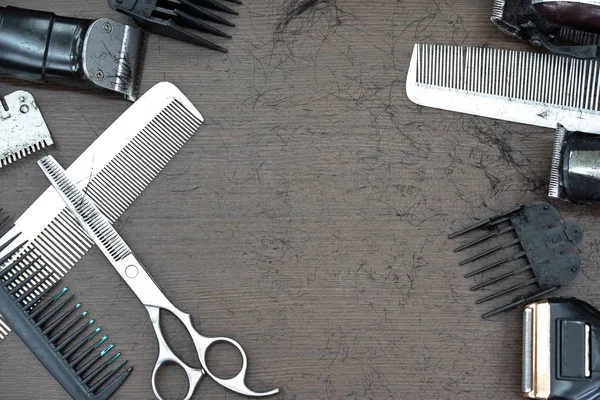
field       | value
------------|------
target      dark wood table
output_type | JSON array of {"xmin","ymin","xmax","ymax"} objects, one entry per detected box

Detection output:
[{"xmin": 1, "ymin": 1, "xmax": 599, "ymax": 399}]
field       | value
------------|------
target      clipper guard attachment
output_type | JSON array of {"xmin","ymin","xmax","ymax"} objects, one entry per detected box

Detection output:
[
  {"xmin": 450, "ymin": 203, "xmax": 582, "ymax": 319},
  {"xmin": 0, "ymin": 211, "xmax": 132, "ymax": 399},
  {"xmin": 108, "ymin": 0, "xmax": 242, "ymax": 52}
]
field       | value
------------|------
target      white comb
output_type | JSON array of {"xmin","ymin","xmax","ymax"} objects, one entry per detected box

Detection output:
[
  {"xmin": 0, "ymin": 82, "xmax": 203, "ymax": 342},
  {"xmin": 406, "ymin": 44, "xmax": 600, "ymax": 133}
]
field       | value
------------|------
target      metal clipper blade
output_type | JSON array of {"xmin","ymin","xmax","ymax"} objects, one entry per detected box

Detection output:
[{"xmin": 0, "ymin": 91, "xmax": 53, "ymax": 168}]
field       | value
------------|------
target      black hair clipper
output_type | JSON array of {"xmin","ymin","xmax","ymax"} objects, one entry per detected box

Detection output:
[
  {"xmin": 548, "ymin": 126, "xmax": 600, "ymax": 203},
  {"xmin": 523, "ymin": 298, "xmax": 600, "ymax": 399},
  {"xmin": 492, "ymin": 0, "xmax": 600, "ymax": 59},
  {"xmin": 0, "ymin": 6, "xmax": 146, "ymax": 101}
]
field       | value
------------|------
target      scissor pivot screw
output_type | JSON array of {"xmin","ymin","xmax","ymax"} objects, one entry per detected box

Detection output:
[
  {"xmin": 125, "ymin": 265, "xmax": 139, "ymax": 278},
  {"xmin": 103, "ymin": 22, "xmax": 112, "ymax": 33}
]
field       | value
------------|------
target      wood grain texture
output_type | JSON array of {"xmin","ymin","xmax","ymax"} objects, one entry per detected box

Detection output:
[{"xmin": 2, "ymin": 0, "xmax": 600, "ymax": 399}]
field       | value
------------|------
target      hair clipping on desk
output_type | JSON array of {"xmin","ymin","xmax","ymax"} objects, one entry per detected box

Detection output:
[
  {"xmin": 449, "ymin": 202, "xmax": 583, "ymax": 319},
  {"xmin": 108, "ymin": 0, "xmax": 243, "ymax": 52}
]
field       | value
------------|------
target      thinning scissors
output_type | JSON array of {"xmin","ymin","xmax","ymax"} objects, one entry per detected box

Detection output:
[{"xmin": 39, "ymin": 156, "xmax": 279, "ymax": 400}]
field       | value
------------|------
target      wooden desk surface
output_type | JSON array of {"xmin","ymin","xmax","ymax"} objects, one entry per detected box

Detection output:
[{"xmin": 2, "ymin": 1, "xmax": 600, "ymax": 399}]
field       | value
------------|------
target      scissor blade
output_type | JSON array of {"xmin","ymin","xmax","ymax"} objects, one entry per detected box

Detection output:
[
  {"xmin": 38, "ymin": 156, "xmax": 132, "ymax": 264},
  {"xmin": 39, "ymin": 156, "xmax": 178, "ymax": 310}
]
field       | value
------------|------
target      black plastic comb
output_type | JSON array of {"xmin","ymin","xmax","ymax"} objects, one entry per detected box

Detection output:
[
  {"xmin": 449, "ymin": 202, "xmax": 583, "ymax": 319},
  {"xmin": 107, "ymin": 0, "xmax": 242, "ymax": 52},
  {"xmin": 0, "ymin": 230, "xmax": 132, "ymax": 398}
]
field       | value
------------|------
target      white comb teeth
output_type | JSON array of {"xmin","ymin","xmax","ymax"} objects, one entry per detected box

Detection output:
[
  {"xmin": 491, "ymin": 0, "xmax": 505, "ymax": 20},
  {"xmin": 406, "ymin": 44, "xmax": 600, "ymax": 133},
  {"xmin": 0, "ymin": 318, "xmax": 11, "ymax": 340}
]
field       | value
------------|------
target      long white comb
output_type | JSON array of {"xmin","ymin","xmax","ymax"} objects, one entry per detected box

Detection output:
[
  {"xmin": 406, "ymin": 44, "xmax": 600, "ymax": 133},
  {"xmin": 0, "ymin": 82, "xmax": 203, "ymax": 342}
]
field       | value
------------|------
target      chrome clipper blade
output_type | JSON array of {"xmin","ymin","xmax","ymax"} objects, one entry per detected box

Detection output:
[
  {"xmin": 406, "ymin": 44, "xmax": 600, "ymax": 134},
  {"xmin": 523, "ymin": 298, "xmax": 600, "ymax": 399},
  {"xmin": 548, "ymin": 126, "xmax": 600, "ymax": 203},
  {"xmin": 0, "ymin": 91, "xmax": 53, "ymax": 168},
  {"xmin": 450, "ymin": 203, "xmax": 582, "ymax": 318}
]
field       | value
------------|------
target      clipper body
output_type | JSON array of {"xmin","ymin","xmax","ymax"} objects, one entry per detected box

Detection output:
[
  {"xmin": 0, "ymin": 6, "xmax": 146, "ymax": 101},
  {"xmin": 549, "ymin": 127, "xmax": 600, "ymax": 202},
  {"xmin": 524, "ymin": 299, "xmax": 600, "ymax": 399}
]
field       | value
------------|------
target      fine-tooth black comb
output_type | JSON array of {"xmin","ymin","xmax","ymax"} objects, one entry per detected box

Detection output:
[
  {"xmin": 449, "ymin": 202, "xmax": 583, "ymax": 319},
  {"xmin": 0, "ymin": 217, "xmax": 132, "ymax": 398},
  {"xmin": 108, "ymin": 0, "xmax": 242, "ymax": 52}
]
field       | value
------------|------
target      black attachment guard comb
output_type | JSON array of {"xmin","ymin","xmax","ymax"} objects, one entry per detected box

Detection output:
[
  {"xmin": 108, "ymin": 0, "xmax": 242, "ymax": 52},
  {"xmin": 450, "ymin": 202, "xmax": 583, "ymax": 319},
  {"xmin": 0, "ymin": 212, "xmax": 132, "ymax": 399}
]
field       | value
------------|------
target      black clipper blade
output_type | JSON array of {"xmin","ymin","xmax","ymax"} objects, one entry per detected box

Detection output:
[
  {"xmin": 0, "ymin": 212, "xmax": 132, "ymax": 399},
  {"xmin": 108, "ymin": 0, "xmax": 242, "ymax": 52},
  {"xmin": 450, "ymin": 202, "xmax": 583, "ymax": 319}
]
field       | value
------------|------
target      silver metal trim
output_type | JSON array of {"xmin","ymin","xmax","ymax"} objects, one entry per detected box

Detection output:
[
  {"xmin": 0, "ymin": 91, "xmax": 53, "ymax": 167},
  {"xmin": 586, "ymin": 323, "xmax": 591, "ymax": 378},
  {"xmin": 569, "ymin": 150, "xmax": 600, "ymax": 181},
  {"xmin": 82, "ymin": 18, "xmax": 146, "ymax": 101},
  {"xmin": 548, "ymin": 126, "xmax": 567, "ymax": 199},
  {"xmin": 523, "ymin": 307, "xmax": 533, "ymax": 394}
]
